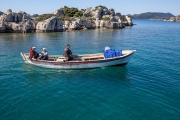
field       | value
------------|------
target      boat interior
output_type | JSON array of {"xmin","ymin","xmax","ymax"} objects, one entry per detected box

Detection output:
[{"xmin": 23, "ymin": 53, "xmax": 106, "ymax": 62}]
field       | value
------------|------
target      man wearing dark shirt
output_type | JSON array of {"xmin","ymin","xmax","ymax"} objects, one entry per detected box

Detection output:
[{"xmin": 64, "ymin": 44, "xmax": 73, "ymax": 61}]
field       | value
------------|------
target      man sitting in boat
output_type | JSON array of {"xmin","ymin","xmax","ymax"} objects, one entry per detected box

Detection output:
[
  {"xmin": 40, "ymin": 48, "xmax": 48, "ymax": 60},
  {"xmin": 64, "ymin": 44, "xmax": 73, "ymax": 61},
  {"xmin": 30, "ymin": 46, "xmax": 40, "ymax": 59}
]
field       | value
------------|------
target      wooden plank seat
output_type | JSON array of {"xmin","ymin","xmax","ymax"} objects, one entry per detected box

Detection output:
[{"xmin": 81, "ymin": 56, "xmax": 104, "ymax": 61}]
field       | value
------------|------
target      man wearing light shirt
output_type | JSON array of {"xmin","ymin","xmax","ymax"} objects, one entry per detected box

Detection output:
[{"xmin": 40, "ymin": 48, "xmax": 48, "ymax": 60}]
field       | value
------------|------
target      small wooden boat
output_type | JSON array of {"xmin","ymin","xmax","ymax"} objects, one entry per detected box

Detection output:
[{"xmin": 21, "ymin": 50, "xmax": 136, "ymax": 69}]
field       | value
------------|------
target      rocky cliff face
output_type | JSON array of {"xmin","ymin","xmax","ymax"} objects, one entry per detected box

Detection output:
[
  {"xmin": 0, "ymin": 6, "xmax": 133, "ymax": 33},
  {"xmin": 0, "ymin": 16, "xmax": 5, "ymax": 32},
  {"xmin": 0, "ymin": 9, "xmax": 36, "ymax": 32}
]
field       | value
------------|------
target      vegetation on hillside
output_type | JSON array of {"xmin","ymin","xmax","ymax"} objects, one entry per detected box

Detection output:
[
  {"xmin": 74, "ymin": 11, "xmax": 84, "ymax": 17},
  {"xmin": 62, "ymin": 7, "xmax": 84, "ymax": 17},
  {"xmin": 35, "ymin": 6, "xmax": 85, "ymax": 22},
  {"xmin": 35, "ymin": 14, "xmax": 56, "ymax": 21},
  {"xmin": 95, "ymin": 5, "xmax": 107, "ymax": 10},
  {"xmin": 58, "ymin": 15, "xmax": 70, "ymax": 21}
]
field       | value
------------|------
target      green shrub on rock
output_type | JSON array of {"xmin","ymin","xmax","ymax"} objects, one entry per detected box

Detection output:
[
  {"xmin": 95, "ymin": 5, "xmax": 108, "ymax": 10},
  {"xmin": 58, "ymin": 15, "xmax": 65, "ymax": 21},
  {"xmin": 63, "ymin": 7, "xmax": 78, "ymax": 17},
  {"xmin": 74, "ymin": 11, "xmax": 83, "ymax": 17},
  {"xmin": 58, "ymin": 15, "xmax": 70, "ymax": 21},
  {"xmin": 103, "ymin": 17, "xmax": 110, "ymax": 21},
  {"xmin": 35, "ymin": 14, "xmax": 56, "ymax": 22},
  {"xmin": 64, "ymin": 16, "xmax": 70, "ymax": 21},
  {"xmin": 35, "ymin": 7, "xmax": 85, "ymax": 22}
]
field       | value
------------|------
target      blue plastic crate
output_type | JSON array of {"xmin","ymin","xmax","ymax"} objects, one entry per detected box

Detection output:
[{"xmin": 103, "ymin": 49, "xmax": 122, "ymax": 59}]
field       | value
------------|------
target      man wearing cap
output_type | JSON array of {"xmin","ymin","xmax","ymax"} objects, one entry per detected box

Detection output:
[
  {"xmin": 64, "ymin": 44, "xmax": 73, "ymax": 61},
  {"xmin": 40, "ymin": 48, "xmax": 48, "ymax": 60},
  {"xmin": 30, "ymin": 46, "xmax": 40, "ymax": 59}
]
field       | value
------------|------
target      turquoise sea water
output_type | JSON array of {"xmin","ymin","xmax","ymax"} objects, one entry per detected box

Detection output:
[{"xmin": 0, "ymin": 20, "xmax": 180, "ymax": 120}]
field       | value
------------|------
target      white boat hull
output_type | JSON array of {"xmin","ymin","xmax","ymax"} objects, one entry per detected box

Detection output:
[{"xmin": 21, "ymin": 50, "xmax": 136, "ymax": 69}]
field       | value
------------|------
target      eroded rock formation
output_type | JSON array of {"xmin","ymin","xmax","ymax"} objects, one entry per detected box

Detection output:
[
  {"xmin": 36, "ymin": 16, "xmax": 63, "ymax": 32},
  {"xmin": 0, "ymin": 9, "xmax": 36, "ymax": 32},
  {"xmin": 52, "ymin": 9, "xmax": 65, "ymax": 16},
  {"xmin": 0, "ymin": 16, "xmax": 5, "ymax": 32}
]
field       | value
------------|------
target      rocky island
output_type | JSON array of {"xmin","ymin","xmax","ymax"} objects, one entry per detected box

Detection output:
[{"xmin": 0, "ymin": 6, "xmax": 133, "ymax": 33}]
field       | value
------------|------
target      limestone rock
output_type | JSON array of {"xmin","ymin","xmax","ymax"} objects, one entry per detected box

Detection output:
[
  {"xmin": 0, "ymin": 11, "xmax": 4, "ymax": 15},
  {"xmin": 116, "ymin": 13, "xmax": 121, "ymax": 18},
  {"xmin": 84, "ymin": 22, "xmax": 94, "ymax": 29},
  {"xmin": 125, "ymin": 15, "xmax": 133, "ymax": 26},
  {"xmin": 0, "ymin": 16, "xmax": 5, "ymax": 32},
  {"xmin": 21, "ymin": 19, "xmax": 36, "ymax": 30},
  {"xmin": 4, "ymin": 10, "xmax": 32, "ymax": 23},
  {"xmin": 100, "ymin": 20, "xmax": 105, "ymax": 28},
  {"xmin": 95, "ymin": 19, "xmax": 101, "ymax": 28},
  {"xmin": 84, "ymin": 7, "xmax": 92, "ymax": 17},
  {"xmin": 5, "ymin": 18, "xmax": 36, "ymax": 32},
  {"xmin": 11, "ymin": 23, "xmax": 23, "ymax": 31},
  {"xmin": 98, "ymin": 20, "xmax": 123, "ymax": 29},
  {"xmin": 75, "ymin": 19, "xmax": 94, "ymax": 29},
  {"xmin": 23, "ymin": 14, "xmax": 31, "ymax": 20},
  {"xmin": 110, "ymin": 16, "xmax": 117, "ymax": 22},
  {"xmin": 68, "ymin": 21, "xmax": 80, "ymax": 30},
  {"xmin": 170, "ymin": 17, "xmax": 176, "ymax": 22},
  {"xmin": 93, "ymin": 7, "xmax": 103, "ymax": 19},
  {"xmin": 64, "ymin": 20, "xmax": 70, "ymax": 28},
  {"xmin": 104, "ymin": 22, "xmax": 122, "ymax": 29},
  {"xmin": 103, "ymin": 9, "xmax": 110, "ymax": 15},
  {"xmin": 17, "ymin": 11, "xmax": 30, "ymax": 22},
  {"xmin": 53, "ymin": 9, "xmax": 64, "ymax": 16},
  {"xmin": 109, "ymin": 9, "xmax": 115, "ymax": 16},
  {"xmin": 175, "ymin": 15, "xmax": 180, "ymax": 21},
  {"xmin": 6, "ymin": 9, "xmax": 12, "ymax": 14},
  {"xmin": 5, "ymin": 9, "xmax": 16, "ymax": 22},
  {"xmin": 166, "ymin": 16, "xmax": 180, "ymax": 22},
  {"xmin": 6, "ymin": 13, "xmax": 14, "ymax": 22},
  {"xmin": 36, "ymin": 16, "xmax": 63, "ymax": 32},
  {"xmin": 117, "ymin": 16, "xmax": 122, "ymax": 23}
]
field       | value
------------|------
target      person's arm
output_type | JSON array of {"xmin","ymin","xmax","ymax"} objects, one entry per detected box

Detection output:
[{"xmin": 64, "ymin": 49, "xmax": 69, "ymax": 61}]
